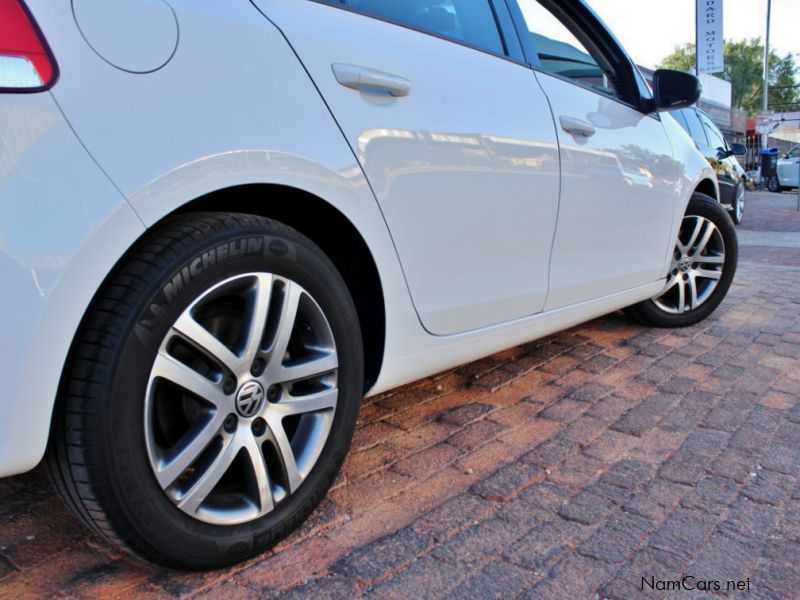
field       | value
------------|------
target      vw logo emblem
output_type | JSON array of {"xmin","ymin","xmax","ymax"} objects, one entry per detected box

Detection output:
[{"xmin": 235, "ymin": 381, "xmax": 265, "ymax": 418}]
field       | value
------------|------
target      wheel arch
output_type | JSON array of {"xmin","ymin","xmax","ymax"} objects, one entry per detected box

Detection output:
[
  {"xmin": 168, "ymin": 184, "xmax": 386, "ymax": 392},
  {"xmin": 694, "ymin": 177, "xmax": 718, "ymax": 201}
]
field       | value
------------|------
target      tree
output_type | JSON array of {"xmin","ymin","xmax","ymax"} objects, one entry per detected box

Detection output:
[{"xmin": 658, "ymin": 38, "xmax": 800, "ymax": 114}]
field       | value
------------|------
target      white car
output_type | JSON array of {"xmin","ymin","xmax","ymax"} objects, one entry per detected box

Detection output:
[
  {"xmin": 1, "ymin": 0, "xmax": 735, "ymax": 569},
  {"xmin": 774, "ymin": 145, "xmax": 800, "ymax": 190}
]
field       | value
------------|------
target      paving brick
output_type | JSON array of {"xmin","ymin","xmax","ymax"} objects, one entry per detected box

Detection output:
[
  {"xmin": 437, "ymin": 402, "xmax": 495, "ymax": 426},
  {"xmin": 649, "ymin": 508, "xmax": 719, "ymax": 560},
  {"xmin": 332, "ymin": 527, "xmax": 430, "ymax": 582},
  {"xmin": 600, "ymin": 460, "xmax": 654, "ymax": 491},
  {"xmin": 445, "ymin": 559, "xmax": 534, "ymax": 599},
  {"xmin": 558, "ymin": 490, "xmax": 614, "ymax": 525},
  {"xmin": 612, "ymin": 393, "xmax": 681, "ymax": 437},
  {"xmin": 469, "ymin": 460, "xmax": 544, "ymax": 502},
  {"xmin": 504, "ymin": 519, "xmax": 583, "ymax": 571},
  {"xmin": 410, "ymin": 494, "xmax": 494, "ymax": 544},
  {"xmin": 522, "ymin": 435, "xmax": 579, "ymax": 467},
  {"xmin": 366, "ymin": 555, "xmax": 463, "ymax": 599},
  {"xmin": 680, "ymin": 476, "xmax": 740, "ymax": 513},
  {"xmin": 523, "ymin": 553, "xmax": 615, "ymax": 600},
  {"xmin": 431, "ymin": 518, "xmax": 524, "ymax": 568},
  {"xmin": 391, "ymin": 443, "xmax": 462, "ymax": 479},
  {"xmin": 577, "ymin": 511, "xmax": 654, "ymax": 564},
  {"xmin": 446, "ymin": 419, "xmax": 504, "ymax": 451}
]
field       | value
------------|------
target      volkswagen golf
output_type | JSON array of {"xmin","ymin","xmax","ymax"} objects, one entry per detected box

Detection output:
[{"xmin": 0, "ymin": 0, "xmax": 736, "ymax": 569}]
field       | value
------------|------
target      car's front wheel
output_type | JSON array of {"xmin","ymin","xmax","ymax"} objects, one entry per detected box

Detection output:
[
  {"xmin": 731, "ymin": 187, "xmax": 744, "ymax": 225},
  {"xmin": 47, "ymin": 213, "xmax": 363, "ymax": 569},
  {"xmin": 627, "ymin": 193, "xmax": 737, "ymax": 328},
  {"xmin": 767, "ymin": 175, "xmax": 781, "ymax": 193}
]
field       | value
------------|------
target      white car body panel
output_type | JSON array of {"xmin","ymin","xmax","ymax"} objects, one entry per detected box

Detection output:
[
  {"xmin": 777, "ymin": 146, "xmax": 799, "ymax": 188},
  {"xmin": 536, "ymin": 73, "xmax": 683, "ymax": 309},
  {"xmin": 258, "ymin": 1, "xmax": 562, "ymax": 336},
  {"xmin": 0, "ymin": 0, "xmax": 717, "ymax": 478},
  {"xmin": 0, "ymin": 93, "xmax": 145, "ymax": 477}
]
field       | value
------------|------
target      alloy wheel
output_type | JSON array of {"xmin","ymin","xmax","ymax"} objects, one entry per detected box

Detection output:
[
  {"xmin": 654, "ymin": 215, "xmax": 726, "ymax": 314},
  {"xmin": 144, "ymin": 272, "xmax": 338, "ymax": 525}
]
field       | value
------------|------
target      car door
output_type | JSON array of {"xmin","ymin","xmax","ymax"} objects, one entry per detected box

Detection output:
[
  {"xmin": 778, "ymin": 146, "xmax": 800, "ymax": 187},
  {"xmin": 509, "ymin": 0, "xmax": 682, "ymax": 310},
  {"xmin": 253, "ymin": 0, "xmax": 561, "ymax": 336},
  {"xmin": 697, "ymin": 110, "xmax": 737, "ymax": 206}
]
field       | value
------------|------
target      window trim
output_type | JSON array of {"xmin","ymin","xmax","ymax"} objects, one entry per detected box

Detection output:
[
  {"xmin": 505, "ymin": 0, "xmax": 653, "ymax": 115},
  {"xmin": 307, "ymin": 0, "xmax": 527, "ymax": 65},
  {"xmin": 682, "ymin": 108, "xmax": 709, "ymax": 148},
  {"xmin": 697, "ymin": 110, "xmax": 728, "ymax": 153}
]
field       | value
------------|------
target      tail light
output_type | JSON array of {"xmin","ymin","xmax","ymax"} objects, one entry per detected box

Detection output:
[{"xmin": 0, "ymin": 0, "xmax": 58, "ymax": 91}]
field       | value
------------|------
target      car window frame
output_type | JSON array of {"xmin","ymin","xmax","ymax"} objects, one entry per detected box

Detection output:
[
  {"xmin": 308, "ymin": 0, "xmax": 526, "ymax": 65},
  {"xmin": 682, "ymin": 108, "xmax": 710, "ymax": 148},
  {"xmin": 697, "ymin": 110, "xmax": 728, "ymax": 153},
  {"xmin": 504, "ymin": 0, "xmax": 651, "ymax": 115}
]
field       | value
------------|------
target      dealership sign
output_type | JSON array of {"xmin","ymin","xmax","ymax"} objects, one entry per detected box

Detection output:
[{"xmin": 697, "ymin": 0, "xmax": 724, "ymax": 74}]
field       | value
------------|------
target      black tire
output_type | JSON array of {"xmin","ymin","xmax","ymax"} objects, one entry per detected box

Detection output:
[
  {"xmin": 46, "ymin": 213, "xmax": 363, "ymax": 570},
  {"xmin": 767, "ymin": 175, "xmax": 781, "ymax": 193},
  {"xmin": 627, "ymin": 193, "xmax": 737, "ymax": 328}
]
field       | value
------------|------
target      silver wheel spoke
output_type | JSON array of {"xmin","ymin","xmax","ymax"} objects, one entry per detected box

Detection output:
[
  {"xmin": 152, "ymin": 351, "xmax": 225, "ymax": 408},
  {"xmin": 676, "ymin": 279, "xmax": 687, "ymax": 313},
  {"xmin": 680, "ymin": 217, "xmax": 703, "ymax": 254},
  {"xmin": 272, "ymin": 388, "xmax": 338, "ymax": 417},
  {"xmin": 273, "ymin": 352, "xmax": 338, "ymax": 385},
  {"xmin": 265, "ymin": 282, "xmax": 302, "ymax": 376},
  {"xmin": 693, "ymin": 221, "xmax": 717, "ymax": 256},
  {"xmin": 154, "ymin": 411, "xmax": 227, "ymax": 489},
  {"xmin": 693, "ymin": 268, "xmax": 722, "ymax": 281},
  {"xmin": 178, "ymin": 433, "xmax": 240, "ymax": 515},
  {"xmin": 244, "ymin": 437, "xmax": 274, "ymax": 513},
  {"xmin": 697, "ymin": 254, "xmax": 724, "ymax": 265},
  {"xmin": 173, "ymin": 312, "xmax": 241, "ymax": 374},
  {"xmin": 688, "ymin": 274, "xmax": 700, "ymax": 309},
  {"xmin": 243, "ymin": 274, "xmax": 273, "ymax": 364},
  {"xmin": 265, "ymin": 415, "xmax": 302, "ymax": 493}
]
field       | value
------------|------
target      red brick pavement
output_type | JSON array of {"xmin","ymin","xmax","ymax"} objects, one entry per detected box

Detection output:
[{"xmin": 1, "ymin": 194, "xmax": 799, "ymax": 599}]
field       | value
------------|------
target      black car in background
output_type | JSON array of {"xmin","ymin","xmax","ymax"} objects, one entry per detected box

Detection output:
[{"xmin": 672, "ymin": 107, "xmax": 747, "ymax": 224}]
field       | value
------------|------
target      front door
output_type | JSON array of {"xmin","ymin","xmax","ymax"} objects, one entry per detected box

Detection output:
[
  {"xmin": 254, "ymin": 0, "xmax": 561, "ymax": 335},
  {"xmin": 511, "ymin": 0, "xmax": 681, "ymax": 309}
]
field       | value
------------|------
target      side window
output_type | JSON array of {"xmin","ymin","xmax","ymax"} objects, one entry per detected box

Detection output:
[
  {"xmin": 699, "ymin": 113, "xmax": 727, "ymax": 152},
  {"xmin": 788, "ymin": 146, "xmax": 800, "ymax": 158},
  {"xmin": 320, "ymin": 1, "xmax": 505, "ymax": 56},
  {"xmin": 515, "ymin": 0, "xmax": 619, "ymax": 98},
  {"xmin": 683, "ymin": 110, "xmax": 709, "ymax": 147},
  {"xmin": 673, "ymin": 110, "xmax": 691, "ymax": 135}
]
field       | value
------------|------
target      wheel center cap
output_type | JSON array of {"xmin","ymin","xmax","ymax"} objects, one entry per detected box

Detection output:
[
  {"xmin": 678, "ymin": 256, "xmax": 692, "ymax": 272},
  {"xmin": 235, "ymin": 381, "xmax": 265, "ymax": 418}
]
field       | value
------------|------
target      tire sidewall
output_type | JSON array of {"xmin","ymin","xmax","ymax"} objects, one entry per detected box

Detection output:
[{"xmin": 99, "ymin": 219, "xmax": 362, "ymax": 568}]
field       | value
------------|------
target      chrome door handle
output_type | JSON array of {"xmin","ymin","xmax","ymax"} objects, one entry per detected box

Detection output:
[
  {"xmin": 559, "ymin": 115, "xmax": 596, "ymax": 138},
  {"xmin": 332, "ymin": 63, "xmax": 411, "ymax": 97}
]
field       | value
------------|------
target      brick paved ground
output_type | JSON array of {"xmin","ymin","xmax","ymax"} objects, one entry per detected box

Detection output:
[{"xmin": 1, "ymin": 192, "xmax": 799, "ymax": 599}]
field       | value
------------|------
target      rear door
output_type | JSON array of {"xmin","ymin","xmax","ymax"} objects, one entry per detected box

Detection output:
[
  {"xmin": 509, "ymin": 0, "xmax": 681, "ymax": 309},
  {"xmin": 254, "ymin": 0, "xmax": 561, "ymax": 335}
]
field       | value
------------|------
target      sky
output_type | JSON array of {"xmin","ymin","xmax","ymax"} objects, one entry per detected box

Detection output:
[{"xmin": 584, "ymin": 0, "xmax": 800, "ymax": 70}]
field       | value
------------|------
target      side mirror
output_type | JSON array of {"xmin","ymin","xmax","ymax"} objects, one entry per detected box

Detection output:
[
  {"xmin": 731, "ymin": 143, "xmax": 747, "ymax": 157},
  {"xmin": 651, "ymin": 69, "xmax": 702, "ymax": 111}
]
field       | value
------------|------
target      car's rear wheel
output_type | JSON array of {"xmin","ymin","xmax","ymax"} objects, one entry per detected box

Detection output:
[
  {"xmin": 627, "ymin": 193, "xmax": 737, "ymax": 328},
  {"xmin": 47, "ymin": 213, "xmax": 363, "ymax": 569},
  {"xmin": 767, "ymin": 175, "xmax": 781, "ymax": 193}
]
